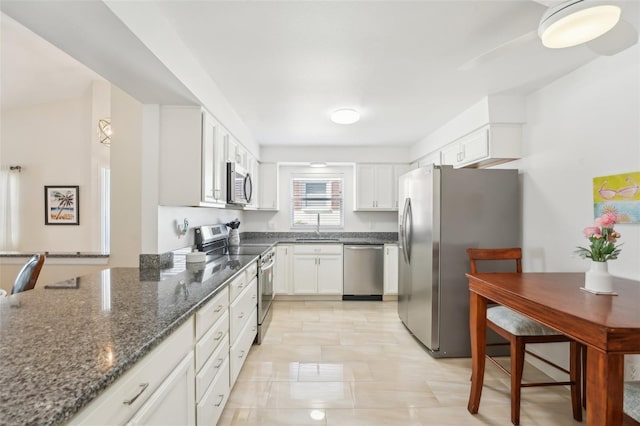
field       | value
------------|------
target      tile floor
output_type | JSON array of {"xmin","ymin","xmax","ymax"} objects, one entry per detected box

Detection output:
[{"xmin": 219, "ymin": 301, "xmax": 582, "ymax": 425}]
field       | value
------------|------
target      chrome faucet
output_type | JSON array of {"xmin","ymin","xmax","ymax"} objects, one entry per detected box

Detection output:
[{"xmin": 316, "ymin": 213, "xmax": 321, "ymax": 237}]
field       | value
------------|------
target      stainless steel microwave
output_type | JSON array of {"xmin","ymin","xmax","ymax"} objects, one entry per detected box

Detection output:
[{"xmin": 227, "ymin": 162, "xmax": 253, "ymax": 205}]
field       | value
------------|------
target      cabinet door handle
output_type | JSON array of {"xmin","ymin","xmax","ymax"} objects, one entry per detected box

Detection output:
[
  {"xmin": 214, "ymin": 394, "xmax": 225, "ymax": 407},
  {"xmin": 214, "ymin": 358, "xmax": 224, "ymax": 368},
  {"xmin": 239, "ymin": 350, "xmax": 245, "ymax": 359},
  {"xmin": 238, "ymin": 312, "xmax": 244, "ymax": 319},
  {"xmin": 318, "ymin": 258, "xmax": 321, "ymax": 265},
  {"xmin": 237, "ymin": 284, "xmax": 244, "ymax": 289},
  {"xmin": 214, "ymin": 331, "xmax": 224, "ymax": 341},
  {"xmin": 123, "ymin": 383, "xmax": 149, "ymax": 405},
  {"xmin": 214, "ymin": 305, "xmax": 224, "ymax": 313}
]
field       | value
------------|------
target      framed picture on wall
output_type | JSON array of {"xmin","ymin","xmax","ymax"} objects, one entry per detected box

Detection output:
[{"xmin": 44, "ymin": 185, "xmax": 79, "ymax": 225}]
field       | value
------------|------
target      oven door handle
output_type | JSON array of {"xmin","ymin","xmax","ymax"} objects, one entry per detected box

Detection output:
[{"xmin": 260, "ymin": 259, "xmax": 276, "ymax": 272}]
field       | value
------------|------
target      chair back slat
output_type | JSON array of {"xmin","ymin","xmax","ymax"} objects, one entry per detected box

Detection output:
[
  {"xmin": 11, "ymin": 254, "xmax": 45, "ymax": 295},
  {"xmin": 466, "ymin": 248, "xmax": 522, "ymax": 274}
]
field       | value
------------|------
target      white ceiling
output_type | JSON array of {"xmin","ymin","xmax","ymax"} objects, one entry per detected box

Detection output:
[
  {"xmin": 2, "ymin": 1, "xmax": 639, "ymax": 147},
  {"xmin": 0, "ymin": 14, "xmax": 105, "ymax": 110}
]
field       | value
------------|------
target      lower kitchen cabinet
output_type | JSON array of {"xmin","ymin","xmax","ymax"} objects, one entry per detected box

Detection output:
[
  {"xmin": 69, "ymin": 319, "xmax": 195, "ymax": 426},
  {"xmin": 292, "ymin": 244, "xmax": 343, "ymax": 295},
  {"xmin": 383, "ymin": 244, "xmax": 399, "ymax": 295},
  {"xmin": 128, "ymin": 352, "xmax": 196, "ymax": 426},
  {"xmin": 274, "ymin": 244, "xmax": 293, "ymax": 294},
  {"xmin": 196, "ymin": 357, "xmax": 230, "ymax": 425}
]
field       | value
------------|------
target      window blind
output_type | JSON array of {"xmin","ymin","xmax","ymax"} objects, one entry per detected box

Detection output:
[{"xmin": 290, "ymin": 175, "xmax": 344, "ymax": 228}]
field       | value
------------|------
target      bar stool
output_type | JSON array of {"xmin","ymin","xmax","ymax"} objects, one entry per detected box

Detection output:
[
  {"xmin": 11, "ymin": 253, "xmax": 45, "ymax": 294},
  {"xmin": 466, "ymin": 248, "xmax": 582, "ymax": 425}
]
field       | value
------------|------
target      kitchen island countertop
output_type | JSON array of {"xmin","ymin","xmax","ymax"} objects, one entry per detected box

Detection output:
[{"xmin": 0, "ymin": 254, "xmax": 258, "ymax": 426}]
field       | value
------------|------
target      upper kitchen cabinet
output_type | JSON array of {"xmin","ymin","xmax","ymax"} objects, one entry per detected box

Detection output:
[
  {"xmin": 159, "ymin": 106, "xmax": 226, "ymax": 207},
  {"xmin": 259, "ymin": 162, "xmax": 279, "ymax": 210},
  {"xmin": 392, "ymin": 164, "xmax": 411, "ymax": 209},
  {"xmin": 355, "ymin": 164, "xmax": 409, "ymax": 211},
  {"xmin": 440, "ymin": 124, "xmax": 521, "ymax": 169}
]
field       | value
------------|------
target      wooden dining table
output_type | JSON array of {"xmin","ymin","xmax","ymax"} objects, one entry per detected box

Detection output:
[{"xmin": 467, "ymin": 272, "xmax": 640, "ymax": 426}]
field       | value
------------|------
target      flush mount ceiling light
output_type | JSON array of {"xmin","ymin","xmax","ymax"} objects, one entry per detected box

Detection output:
[
  {"xmin": 539, "ymin": 0, "xmax": 621, "ymax": 49},
  {"xmin": 309, "ymin": 162, "xmax": 327, "ymax": 168},
  {"xmin": 97, "ymin": 118, "xmax": 112, "ymax": 146},
  {"xmin": 330, "ymin": 108, "xmax": 360, "ymax": 125}
]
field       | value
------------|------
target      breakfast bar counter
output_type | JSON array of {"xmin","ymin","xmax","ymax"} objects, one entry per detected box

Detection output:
[{"xmin": 0, "ymin": 254, "xmax": 258, "ymax": 426}]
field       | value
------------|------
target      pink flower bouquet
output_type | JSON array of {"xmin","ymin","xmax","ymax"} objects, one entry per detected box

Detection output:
[{"xmin": 575, "ymin": 213, "xmax": 622, "ymax": 262}]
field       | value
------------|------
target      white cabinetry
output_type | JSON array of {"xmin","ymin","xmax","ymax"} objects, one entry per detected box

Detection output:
[
  {"xmin": 160, "ymin": 107, "xmax": 226, "ymax": 206},
  {"xmin": 229, "ymin": 262, "xmax": 258, "ymax": 387},
  {"xmin": 440, "ymin": 124, "xmax": 521, "ymax": 168},
  {"xmin": 292, "ymin": 244, "xmax": 343, "ymax": 295},
  {"xmin": 355, "ymin": 164, "xmax": 410, "ymax": 211},
  {"xmin": 128, "ymin": 352, "xmax": 195, "ymax": 426},
  {"xmin": 355, "ymin": 164, "xmax": 394, "ymax": 210},
  {"xmin": 392, "ymin": 165, "xmax": 411, "ymax": 209},
  {"xmin": 69, "ymin": 319, "xmax": 195, "ymax": 426},
  {"xmin": 259, "ymin": 163, "xmax": 279, "ymax": 210},
  {"xmin": 383, "ymin": 244, "xmax": 399, "ymax": 295},
  {"xmin": 417, "ymin": 151, "xmax": 442, "ymax": 168},
  {"xmin": 193, "ymin": 288, "xmax": 230, "ymax": 426},
  {"xmin": 274, "ymin": 244, "xmax": 292, "ymax": 294}
]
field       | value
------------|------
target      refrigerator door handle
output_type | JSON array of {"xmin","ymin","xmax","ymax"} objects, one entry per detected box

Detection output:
[
  {"xmin": 405, "ymin": 198, "xmax": 413, "ymax": 263},
  {"xmin": 401, "ymin": 197, "xmax": 412, "ymax": 264}
]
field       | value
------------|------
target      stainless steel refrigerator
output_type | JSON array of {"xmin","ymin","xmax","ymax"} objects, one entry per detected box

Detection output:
[{"xmin": 398, "ymin": 165, "xmax": 519, "ymax": 358}]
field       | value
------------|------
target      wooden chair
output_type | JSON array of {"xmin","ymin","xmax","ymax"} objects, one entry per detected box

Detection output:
[
  {"xmin": 466, "ymin": 248, "xmax": 582, "ymax": 425},
  {"xmin": 11, "ymin": 253, "xmax": 45, "ymax": 295}
]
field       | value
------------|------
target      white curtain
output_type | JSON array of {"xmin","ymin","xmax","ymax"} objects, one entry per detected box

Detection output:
[{"xmin": 0, "ymin": 167, "xmax": 19, "ymax": 251}]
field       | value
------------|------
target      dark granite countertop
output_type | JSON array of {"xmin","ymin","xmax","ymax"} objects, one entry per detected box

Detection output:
[
  {"xmin": 0, "ymin": 251, "xmax": 109, "ymax": 258},
  {"xmin": 0, "ymin": 254, "xmax": 258, "ymax": 426},
  {"xmin": 239, "ymin": 232, "xmax": 398, "ymax": 246}
]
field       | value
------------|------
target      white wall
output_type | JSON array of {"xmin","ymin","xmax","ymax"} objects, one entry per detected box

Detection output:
[
  {"xmin": 1, "ymin": 93, "xmax": 107, "ymax": 252},
  {"xmin": 512, "ymin": 45, "xmax": 640, "ymax": 380},
  {"xmin": 243, "ymin": 164, "xmax": 397, "ymax": 232},
  {"xmin": 157, "ymin": 206, "xmax": 245, "ymax": 253},
  {"xmin": 109, "ymin": 85, "xmax": 144, "ymax": 267}
]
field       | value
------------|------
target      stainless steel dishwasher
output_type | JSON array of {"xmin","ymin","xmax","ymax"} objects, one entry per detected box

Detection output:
[{"xmin": 343, "ymin": 244, "xmax": 384, "ymax": 300}]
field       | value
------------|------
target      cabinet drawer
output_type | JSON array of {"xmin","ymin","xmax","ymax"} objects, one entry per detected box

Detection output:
[
  {"xmin": 69, "ymin": 318, "xmax": 194, "ymax": 426},
  {"xmin": 127, "ymin": 352, "xmax": 195, "ymax": 426},
  {"xmin": 245, "ymin": 261, "xmax": 258, "ymax": 280},
  {"xmin": 293, "ymin": 244, "xmax": 342, "ymax": 255},
  {"xmin": 230, "ymin": 308, "xmax": 258, "ymax": 385},
  {"xmin": 196, "ymin": 356, "xmax": 230, "ymax": 426},
  {"xmin": 228, "ymin": 271, "xmax": 248, "ymax": 302},
  {"xmin": 195, "ymin": 287, "xmax": 229, "ymax": 341},
  {"xmin": 195, "ymin": 311, "xmax": 229, "ymax": 373},
  {"xmin": 196, "ymin": 337, "xmax": 229, "ymax": 403},
  {"xmin": 229, "ymin": 277, "xmax": 257, "ymax": 344}
]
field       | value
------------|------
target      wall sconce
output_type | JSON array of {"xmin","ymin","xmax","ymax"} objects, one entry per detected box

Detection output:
[
  {"xmin": 176, "ymin": 218, "xmax": 189, "ymax": 237},
  {"xmin": 98, "ymin": 118, "xmax": 112, "ymax": 146}
]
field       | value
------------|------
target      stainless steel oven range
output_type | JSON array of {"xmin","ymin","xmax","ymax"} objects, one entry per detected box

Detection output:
[{"xmin": 195, "ymin": 224, "xmax": 274, "ymax": 344}]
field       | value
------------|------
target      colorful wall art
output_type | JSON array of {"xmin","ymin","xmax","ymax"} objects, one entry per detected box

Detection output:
[{"xmin": 593, "ymin": 172, "xmax": 640, "ymax": 223}]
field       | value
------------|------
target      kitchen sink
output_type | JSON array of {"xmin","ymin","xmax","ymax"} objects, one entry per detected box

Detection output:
[{"xmin": 295, "ymin": 238, "xmax": 340, "ymax": 242}]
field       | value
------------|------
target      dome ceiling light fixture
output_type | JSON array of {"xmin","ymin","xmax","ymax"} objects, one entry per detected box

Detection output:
[
  {"xmin": 538, "ymin": 0, "xmax": 621, "ymax": 49},
  {"xmin": 330, "ymin": 108, "xmax": 360, "ymax": 125}
]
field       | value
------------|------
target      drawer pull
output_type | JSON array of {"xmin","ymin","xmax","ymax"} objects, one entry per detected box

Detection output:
[
  {"xmin": 213, "ymin": 305, "xmax": 224, "ymax": 313},
  {"xmin": 214, "ymin": 331, "xmax": 224, "ymax": 341},
  {"xmin": 237, "ymin": 284, "xmax": 244, "ymax": 289},
  {"xmin": 239, "ymin": 350, "xmax": 245, "ymax": 359},
  {"xmin": 123, "ymin": 383, "xmax": 149, "ymax": 405},
  {"xmin": 214, "ymin": 358, "xmax": 224, "ymax": 368},
  {"xmin": 214, "ymin": 394, "xmax": 225, "ymax": 407},
  {"xmin": 238, "ymin": 312, "xmax": 244, "ymax": 319}
]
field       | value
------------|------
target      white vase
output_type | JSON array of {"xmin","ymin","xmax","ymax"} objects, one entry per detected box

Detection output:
[
  {"xmin": 584, "ymin": 261, "xmax": 613, "ymax": 293},
  {"xmin": 228, "ymin": 229, "xmax": 240, "ymax": 246}
]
